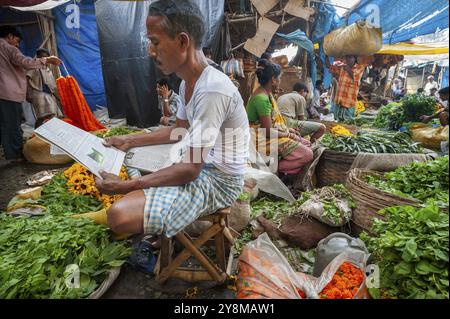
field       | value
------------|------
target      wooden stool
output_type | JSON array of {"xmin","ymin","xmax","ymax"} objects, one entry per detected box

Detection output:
[{"xmin": 155, "ymin": 208, "xmax": 237, "ymax": 284}]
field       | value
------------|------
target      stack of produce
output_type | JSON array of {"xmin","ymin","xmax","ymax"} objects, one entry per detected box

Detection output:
[
  {"xmin": 402, "ymin": 94, "xmax": 437, "ymax": 123},
  {"xmin": 0, "ymin": 214, "xmax": 131, "ymax": 298},
  {"xmin": 56, "ymin": 76, "xmax": 105, "ymax": 132},
  {"xmin": 365, "ymin": 156, "xmax": 449, "ymax": 206},
  {"xmin": 250, "ymin": 185, "xmax": 354, "ymax": 227},
  {"xmin": 331, "ymin": 125, "xmax": 354, "ymax": 137},
  {"xmin": 234, "ymin": 185, "xmax": 354, "ymax": 253},
  {"xmin": 320, "ymin": 131, "xmax": 423, "ymax": 154},
  {"xmin": 373, "ymin": 94, "xmax": 437, "ymax": 131},
  {"xmin": 360, "ymin": 156, "xmax": 449, "ymax": 299},
  {"xmin": 361, "ymin": 204, "xmax": 448, "ymax": 299},
  {"xmin": 373, "ymin": 102, "xmax": 404, "ymax": 130},
  {"xmin": 64, "ymin": 163, "xmax": 129, "ymax": 209}
]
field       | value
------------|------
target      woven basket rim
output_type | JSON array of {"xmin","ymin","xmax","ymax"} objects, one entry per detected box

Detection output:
[{"xmin": 347, "ymin": 168, "xmax": 422, "ymax": 204}]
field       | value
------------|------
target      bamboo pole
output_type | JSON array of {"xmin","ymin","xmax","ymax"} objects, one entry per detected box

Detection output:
[{"xmin": 302, "ymin": 0, "xmax": 311, "ymax": 81}]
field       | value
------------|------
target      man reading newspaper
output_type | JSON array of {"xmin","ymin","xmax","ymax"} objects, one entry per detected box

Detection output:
[{"xmin": 95, "ymin": 0, "xmax": 249, "ymax": 241}]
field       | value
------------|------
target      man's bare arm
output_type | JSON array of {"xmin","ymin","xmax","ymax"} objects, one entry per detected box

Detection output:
[
  {"xmin": 104, "ymin": 119, "xmax": 189, "ymax": 151},
  {"xmin": 96, "ymin": 146, "xmax": 207, "ymax": 194}
]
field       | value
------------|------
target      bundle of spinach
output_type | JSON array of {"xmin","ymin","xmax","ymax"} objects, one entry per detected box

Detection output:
[
  {"xmin": 365, "ymin": 156, "xmax": 449, "ymax": 202},
  {"xmin": 0, "ymin": 214, "xmax": 132, "ymax": 299},
  {"xmin": 361, "ymin": 203, "xmax": 449, "ymax": 299},
  {"xmin": 401, "ymin": 94, "xmax": 437, "ymax": 123},
  {"xmin": 320, "ymin": 131, "xmax": 423, "ymax": 154},
  {"xmin": 38, "ymin": 173, "xmax": 103, "ymax": 216},
  {"xmin": 373, "ymin": 102, "xmax": 405, "ymax": 130}
]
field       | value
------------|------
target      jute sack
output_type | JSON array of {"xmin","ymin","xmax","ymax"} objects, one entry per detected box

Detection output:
[
  {"xmin": 23, "ymin": 136, "xmax": 73, "ymax": 165},
  {"xmin": 324, "ymin": 21, "xmax": 382, "ymax": 57}
]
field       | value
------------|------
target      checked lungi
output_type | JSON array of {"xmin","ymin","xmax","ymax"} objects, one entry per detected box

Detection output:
[{"xmin": 143, "ymin": 164, "xmax": 244, "ymax": 238}]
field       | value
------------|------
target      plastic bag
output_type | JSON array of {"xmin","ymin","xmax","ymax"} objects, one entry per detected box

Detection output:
[
  {"xmin": 410, "ymin": 125, "xmax": 449, "ymax": 150},
  {"xmin": 324, "ymin": 21, "xmax": 382, "ymax": 57},
  {"xmin": 313, "ymin": 250, "xmax": 371, "ymax": 299},
  {"xmin": 236, "ymin": 233, "xmax": 371, "ymax": 299},
  {"xmin": 236, "ymin": 233, "xmax": 318, "ymax": 299},
  {"xmin": 300, "ymin": 198, "xmax": 352, "ymax": 227},
  {"xmin": 313, "ymin": 233, "xmax": 368, "ymax": 277}
]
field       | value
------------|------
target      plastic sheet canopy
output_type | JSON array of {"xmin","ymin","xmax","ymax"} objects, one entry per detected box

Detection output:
[{"xmin": 95, "ymin": 0, "xmax": 225, "ymax": 127}]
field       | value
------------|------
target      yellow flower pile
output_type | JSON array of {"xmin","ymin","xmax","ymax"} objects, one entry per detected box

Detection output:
[
  {"xmin": 331, "ymin": 125, "xmax": 354, "ymax": 137},
  {"xmin": 64, "ymin": 163, "xmax": 129, "ymax": 209},
  {"xmin": 355, "ymin": 100, "xmax": 366, "ymax": 116}
]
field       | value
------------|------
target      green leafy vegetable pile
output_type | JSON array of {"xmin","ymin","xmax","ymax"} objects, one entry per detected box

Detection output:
[
  {"xmin": 0, "ymin": 172, "xmax": 132, "ymax": 298},
  {"xmin": 401, "ymin": 94, "xmax": 437, "ymax": 123},
  {"xmin": 38, "ymin": 173, "xmax": 103, "ymax": 216},
  {"xmin": 365, "ymin": 156, "xmax": 449, "ymax": 204},
  {"xmin": 0, "ymin": 214, "xmax": 132, "ymax": 299},
  {"xmin": 373, "ymin": 102, "xmax": 404, "ymax": 130},
  {"xmin": 233, "ymin": 185, "xmax": 355, "ymax": 253},
  {"xmin": 320, "ymin": 131, "xmax": 423, "ymax": 154},
  {"xmin": 361, "ymin": 204, "xmax": 448, "ymax": 299}
]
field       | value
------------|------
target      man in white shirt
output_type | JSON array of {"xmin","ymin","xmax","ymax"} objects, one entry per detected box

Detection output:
[
  {"xmin": 95, "ymin": 0, "xmax": 249, "ymax": 238},
  {"xmin": 424, "ymin": 75, "xmax": 439, "ymax": 96}
]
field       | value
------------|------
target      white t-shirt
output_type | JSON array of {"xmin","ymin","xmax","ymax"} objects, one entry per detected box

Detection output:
[
  {"xmin": 424, "ymin": 81, "xmax": 439, "ymax": 96},
  {"xmin": 177, "ymin": 66, "xmax": 250, "ymax": 176}
]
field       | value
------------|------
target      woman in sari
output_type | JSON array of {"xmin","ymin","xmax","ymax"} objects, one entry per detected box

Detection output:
[{"xmin": 246, "ymin": 60, "xmax": 313, "ymax": 175}]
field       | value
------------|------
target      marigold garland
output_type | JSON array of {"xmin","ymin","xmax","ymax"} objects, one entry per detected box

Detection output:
[
  {"xmin": 64, "ymin": 163, "xmax": 128, "ymax": 209},
  {"xmin": 56, "ymin": 76, "xmax": 105, "ymax": 132}
]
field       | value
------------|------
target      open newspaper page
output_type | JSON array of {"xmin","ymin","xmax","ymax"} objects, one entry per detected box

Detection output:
[
  {"xmin": 125, "ymin": 139, "xmax": 187, "ymax": 173},
  {"xmin": 34, "ymin": 118, "xmax": 125, "ymax": 178}
]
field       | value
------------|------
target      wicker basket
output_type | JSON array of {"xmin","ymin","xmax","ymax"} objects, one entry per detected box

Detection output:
[
  {"xmin": 346, "ymin": 169, "xmax": 421, "ymax": 235},
  {"xmin": 315, "ymin": 149, "xmax": 357, "ymax": 187}
]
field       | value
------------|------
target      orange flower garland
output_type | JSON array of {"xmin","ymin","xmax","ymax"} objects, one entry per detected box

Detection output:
[{"xmin": 56, "ymin": 75, "xmax": 105, "ymax": 132}]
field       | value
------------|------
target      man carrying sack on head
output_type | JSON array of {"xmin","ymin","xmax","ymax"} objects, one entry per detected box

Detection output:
[
  {"xmin": 94, "ymin": 0, "xmax": 250, "ymax": 240},
  {"xmin": 326, "ymin": 55, "xmax": 368, "ymax": 122},
  {"xmin": 0, "ymin": 26, "xmax": 61, "ymax": 162}
]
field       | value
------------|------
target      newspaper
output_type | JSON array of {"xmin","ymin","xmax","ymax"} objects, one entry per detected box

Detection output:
[
  {"xmin": 34, "ymin": 118, "xmax": 125, "ymax": 178},
  {"xmin": 124, "ymin": 140, "xmax": 186, "ymax": 173}
]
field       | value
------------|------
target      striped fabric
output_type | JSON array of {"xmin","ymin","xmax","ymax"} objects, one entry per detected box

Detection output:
[
  {"xmin": 143, "ymin": 164, "xmax": 244, "ymax": 238},
  {"xmin": 329, "ymin": 64, "xmax": 366, "ymax": 108},
  {"xmin": 221, "ymin": 58, "xmax": 245, "ymax": 79}
]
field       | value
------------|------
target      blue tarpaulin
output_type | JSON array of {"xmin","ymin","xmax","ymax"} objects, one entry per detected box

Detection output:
[
  {"xmin": 310, "ymin": 1, "xmax": 340, "ymax": 89},
  {"xmin": 345, "ymin": 0, "xmax": 449, "ymax": 44},
  {"xmin": 53, "ymin": 0, "xmax": 105, "ymax": 110}
]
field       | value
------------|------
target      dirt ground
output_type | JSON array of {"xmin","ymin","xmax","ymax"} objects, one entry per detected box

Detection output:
[{"xmin": 0, "ymin": 148, "xmax": 235, "ymax": 299}]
